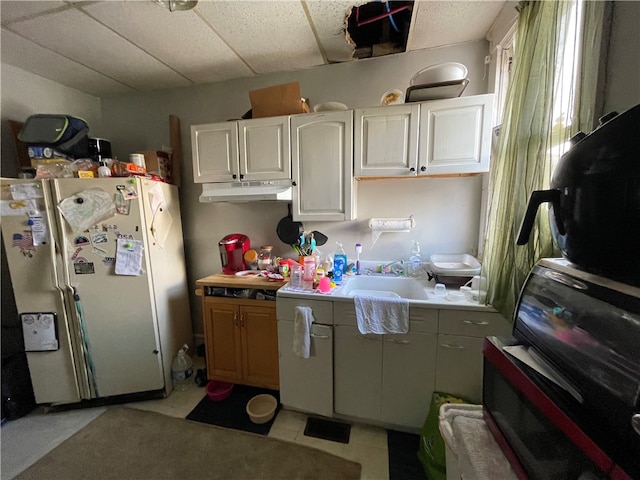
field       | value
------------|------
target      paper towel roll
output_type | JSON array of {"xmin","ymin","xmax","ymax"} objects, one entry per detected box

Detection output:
[{"xmin": 368, "ymin": 217, "xmax": 415, "ymax": 245}]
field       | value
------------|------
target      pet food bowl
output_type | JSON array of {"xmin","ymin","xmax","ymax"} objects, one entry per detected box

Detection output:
[
  {"xmin": 206, "ymin": 380, "xmax": 234, "ymax": 402},
  {"xmin": 246, "ymin": 394, "xmax": 277, "ymax": 424}
]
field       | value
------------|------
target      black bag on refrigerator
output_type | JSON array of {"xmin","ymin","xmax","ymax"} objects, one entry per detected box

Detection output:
[{"xmin": 18, "ymin": 114, "xmax": 90, "ymax": 159}]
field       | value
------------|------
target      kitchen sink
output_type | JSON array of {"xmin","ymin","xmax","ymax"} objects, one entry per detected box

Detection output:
[{"xmin": 340, "ymin": 276, "xmax": 429, "ymax": 300}]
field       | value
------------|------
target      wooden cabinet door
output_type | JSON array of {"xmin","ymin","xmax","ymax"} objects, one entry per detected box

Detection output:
[
  {"xmin": 382, "ymin": 332, "xmax": 437, "ymax": 428},
  {"xmin": 238, "ymin": 116, "xmax": 291, "ymax": 182},
  {"xmin": 203, "ymin": 299, "xmax": 242, "ymax": 381},
  {"xmin": 354, "ymin": 104, "xmax": 419, "ymax": 177},
  {"xmin": 191, "ymin": 122, "xmax": 239, "ymax": 183},
  {"xmin": 291, "ymin": 111, "xmax": 355, "ymax": 221},
  {"xmin": 418, "ymin": 94, "xmax": 494, "ymax": 175},
  {"xmin": 240, "ymin": 304, "xmax": 279, "ymax": 389}
]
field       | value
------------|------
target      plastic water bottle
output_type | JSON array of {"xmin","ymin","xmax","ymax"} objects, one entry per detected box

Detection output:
[
  {"xmin": 171, "ymin": 344, "xmax": 193, "ymax": 392},
  {"xmin": 409, "ymin": 240, "xmax": 423, "ymax": 277},
  {"xmin": 333, "ymin": 242, "xmax": 347, "ymax": 283}
]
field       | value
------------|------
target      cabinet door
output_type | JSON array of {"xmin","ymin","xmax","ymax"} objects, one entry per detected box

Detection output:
[
  {"xmin": 191, "ymin": 122, "xmax": 239, "ymax": 183},
  {"xmin": 277, "ymin": 321, "xmax": 333, "ymax": 417},
  {"xmin": 354, "ymin": 104, "xmax": 419, "ymax": 177},
  {"xmin": 203, "ymin": 299, "xmax": 242, "ymax": 381},
  {"xmin": 240, "ymin": 304, "xmax": 279, "ymax": 389},
  {"xmin": 333, "ymin": 325, "xmax": 382, "ymax": 420},
  {"xmin": 435, "ymin": 334, "xmax": 485, "ymax": 403},
  {"xmin": 418, "ymin": 94, "xmax": 494, "ymax": 175},
  {"xmin": 291, "ymin": 111, "xmax": 355, "ymax": 221},
  {"xmin": 382, "ymin": 332, "xmax": 437, "ymax": 428},
  {"xmin": 238, "ymin": 116, "xmax": 291, "ymax": 181}
]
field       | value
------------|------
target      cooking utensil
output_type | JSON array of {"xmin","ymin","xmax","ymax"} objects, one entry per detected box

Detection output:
[
  {"xmin": 517, "ymin": 103, "xmax": 640, "ymax": 283},
  {"xmin": 276, "ymin": 204, "xmax": 304, "ymax": 245},
  {"xmin": 311, "ymin": 230, "xmax": 328, "ymax": 246}
]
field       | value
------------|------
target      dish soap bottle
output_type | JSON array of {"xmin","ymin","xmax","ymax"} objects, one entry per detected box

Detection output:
[
  {"xmin": 409, "ymin": 241, "xmax": 423, "ymax": 278},
  {"xmin": 333, "ymin": 242, "xmax": 347, "ymax": 283}
]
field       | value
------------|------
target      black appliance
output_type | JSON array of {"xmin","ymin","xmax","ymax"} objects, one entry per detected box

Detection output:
[
  {"xmin": 517, "ymin": 103, "xmax": 640, "ymax": 286},
  {"xmin": 483, "ymin": 258, "xmax": 639, "ymax": 479}
]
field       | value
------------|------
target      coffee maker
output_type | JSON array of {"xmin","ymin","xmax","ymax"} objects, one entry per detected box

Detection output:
[{"xmin": 219, "ymin": 234, "xmax": 250, "ymax": 274}]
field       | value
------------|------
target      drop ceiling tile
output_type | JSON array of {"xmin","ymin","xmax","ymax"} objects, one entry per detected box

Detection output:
[
  {"xmin": 305, "ymin": 0, "xmax": 361, "ymax": 63},
  {"xmin": 407, "ymin": 1, "xmax": 506, "ymax": 51},
  {"xmin": 197, "ymin": 0, "xmax": 324, "ymax": 74},
  {"xmin": 1, "ymin": 27, "xmax": 135, "ymax": 97},
  {"xmin": 79, "ymin": 1, "xmax": 253, "ymax": 84},
  {"xmin": 8, "ymin": 7, "xmax": 191, "ymax": 91},
  {"xmin": 0, "ymin": 1, "xmax": 68, "ymax": 24}
]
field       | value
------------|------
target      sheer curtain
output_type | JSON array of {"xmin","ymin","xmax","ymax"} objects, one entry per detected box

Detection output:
[{"xmin": 481, "ymin": 0, "xmax": 606, "ymax": 319}]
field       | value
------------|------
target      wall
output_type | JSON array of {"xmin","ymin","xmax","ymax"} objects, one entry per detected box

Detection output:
[
  {"xmin": 99, "ymin": 41, "xmax": 490, "ymax": 335},
  {"xmin": 0, "ymin": 63, "xmax": 103, "ymax": 178}
]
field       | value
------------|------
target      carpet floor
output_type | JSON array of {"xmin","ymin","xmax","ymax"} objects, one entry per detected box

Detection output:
[{"xmin": 14, "ymin": 407, "xmax": 361, "ymax": 480}]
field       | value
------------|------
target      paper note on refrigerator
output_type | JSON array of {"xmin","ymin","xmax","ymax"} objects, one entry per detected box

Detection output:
[
  {"xmin": 115, "ymin": 238, "xmax": 144, "ymax": 276},
  {"xmin": 21, "ymin": 313, "xmax": 59, "ymax": 351}
]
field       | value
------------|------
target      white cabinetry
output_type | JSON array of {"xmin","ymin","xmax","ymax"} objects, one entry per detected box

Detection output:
[
  {"xmin": 191, "ymin": 115, "xmax": 291, "ymax": 183},
  {"xmin": 276, "ymin": 298, "xmax": 334, "ymax": 417},
  {"xmin": 435, "ymin": 309, "xmax": 511, "ymax": 402},
  {"xmin": 354, "ymin": 104, "xmax": 420, "ymax": 177},
  {"xmin": 333, "ymin": 303, "xmax": 437, "ymax": 429},
  {"xmin": 290, "ymin": 111, "xmax": 356, "ymax": 221},
  {"xmin": 418, "ymin": 94, "xmax": 494, "ymax": 175}
]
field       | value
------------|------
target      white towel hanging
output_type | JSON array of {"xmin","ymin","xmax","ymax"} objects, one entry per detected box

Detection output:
[
  {"xmin": 354, "ymin": 296, "xmax": 409, "ymax": 334},
  {"xmin": 293, "ymin": 306, "xmax": 315, "ymax": 358}
]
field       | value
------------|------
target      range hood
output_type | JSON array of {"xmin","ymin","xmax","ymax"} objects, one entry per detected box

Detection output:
[{"xmin": 199, "ymin": 179, "xmax": 293, "ymax": 203}]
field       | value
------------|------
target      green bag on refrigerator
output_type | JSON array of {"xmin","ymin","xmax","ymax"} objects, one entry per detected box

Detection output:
[{"xmin": 417, "ymin": 391, "xmax": 468, "ymax": 480}]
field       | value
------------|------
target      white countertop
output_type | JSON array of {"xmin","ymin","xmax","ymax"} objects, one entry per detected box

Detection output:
[{"xmin": 277, "ymin": 273, "xmax": 495, "ymax": 312}]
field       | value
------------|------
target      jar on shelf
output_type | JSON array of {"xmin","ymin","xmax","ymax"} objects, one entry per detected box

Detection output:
[{"xmin": 257, "ymin": 245, "xmax": 273, "ymax": 271}]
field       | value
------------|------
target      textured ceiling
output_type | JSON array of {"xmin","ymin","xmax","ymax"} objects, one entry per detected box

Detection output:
[{"xmin": 1, "ymin": 0, "xmax": 507, "ymax": 98}]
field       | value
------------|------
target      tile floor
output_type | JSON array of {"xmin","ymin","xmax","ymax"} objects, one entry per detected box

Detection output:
[{"xmin": 1, "ymin": 376, "xmax": 389, "ymax": 480}]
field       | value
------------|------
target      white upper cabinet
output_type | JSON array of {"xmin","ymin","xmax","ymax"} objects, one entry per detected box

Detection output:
[
  {"xmin": 291, "ymin": 111, "xmax": 356, "ymax": 222},
  {"xmin": 354, "ymin": 104, "xmax": 420, "ymax": 178},
  {"xmin": 418, "ymin": 94, "xmax": 494, "ymax": 175},
  {"xmin": 191, "ymin": 115, "xmax": 291, "ymax": 183}
]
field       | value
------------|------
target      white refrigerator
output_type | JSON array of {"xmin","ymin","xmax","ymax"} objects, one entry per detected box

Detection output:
[{"xmin": 0, "ymin": 177, "xmax": 193, "ymax": 406}]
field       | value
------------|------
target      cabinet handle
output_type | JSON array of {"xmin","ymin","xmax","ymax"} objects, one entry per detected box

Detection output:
[
  {"xmin": 409, "ymin": 167, "xmax": 416, "ymax": 173},
  {"xmin": 310, "ymin": 333, "xmax": 329, "ymax": 339},
  {"xmin": 441, "ymin": 343, "xmax": 466, "ymax": 349},
  {"xmin": 239, "ymin": 174, "xmax": 244, "ymax": 180},
  {"xmin": 420, "ymin": 166, "xmax": 426, "ymax": 172},
  {"xmin": 463, "ymin": 320, "xmax": 490, "ymax": 326},
  {"xmin": 232, "ymin": 174, "xmax": 237, "ymax": 180},
  {"xmin": 292, "ymin": 181, "xmax": 297, "ymax": 186},
  {"xmin": 234, "ymin": 312, "xmax": 239, "ymax": 327},
  {"xmin": 356, "ymin": 334, "xmax": 379, "ymax": 341},
  {"xmin": 386, "ymin": 338, "xmax": 410, "ymax": 345},
  {"xmin": 240, "ymin": 313, "xmax": 244, "ymax": 328}
]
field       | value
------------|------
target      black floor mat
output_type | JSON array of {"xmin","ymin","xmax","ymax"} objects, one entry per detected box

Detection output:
[
  {"xmin": 303, "ymin": 416, "xmax": 351, "ymax": 444},
  {"xmin": 186, "ymin": 384, "xmax": 280, "ymax": 436},
  {"xmin": 388, "ymin": 430, "xmax": 427, "ymax": 480}
]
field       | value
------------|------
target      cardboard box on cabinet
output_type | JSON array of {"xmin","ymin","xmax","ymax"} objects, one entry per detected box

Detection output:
[
  {"xmin": 249, "ymin": 82, "xmax": 310, "ymax": 118},
  {"xmin": 139, "ymin": 150, "xmax": 172, "ymax": 183}
]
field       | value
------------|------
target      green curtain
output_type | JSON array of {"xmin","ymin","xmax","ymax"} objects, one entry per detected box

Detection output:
[{"xmin": 481, "ymin": 0, "xmax": 606, "ymax": 319}]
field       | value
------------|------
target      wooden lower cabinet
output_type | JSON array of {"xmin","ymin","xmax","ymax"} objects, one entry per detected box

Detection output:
[{"xmin": 203, "ymin": 296, "xmax": 279, "ymax": 390}]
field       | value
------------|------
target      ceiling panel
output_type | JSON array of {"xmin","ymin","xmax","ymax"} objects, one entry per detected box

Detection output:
[
  {"xmin": 0, "ymin": 0, "xmax": 509, "ymax": 98},
  {"xmin": 8, "ymin": 7, "xmax": 191, "ymax": 90},
  {"xmin": 1, "ymin": 27, "xmax": 135, "ymax": 97},
  {"xmin": 0, "ymin": 1, "xmax": 68, "ymax": 24},
  {"xmin": 196, "ymin": 0, "xmax": 324, "ymax": 74},
  {"xmin": 407, "ymin": 1, "xmax": 506, "ymax": 50},
  {"xmin": 305, "ymin": 0, "xmax": 364, "ymax": 63},
  {"xmin": 79, "ymin": 1, "xmax": 253, "ymax": 84}
]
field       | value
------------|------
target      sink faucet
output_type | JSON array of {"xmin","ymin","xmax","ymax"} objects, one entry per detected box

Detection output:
[{"xmin": 381, "ymin": 260, "xmax": 405, "ymax": 276}]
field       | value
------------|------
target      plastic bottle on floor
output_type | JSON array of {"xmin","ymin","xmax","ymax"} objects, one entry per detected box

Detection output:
[{"xmin": 171, "ymin": 344, "xmax": 193, "ymax": 392}]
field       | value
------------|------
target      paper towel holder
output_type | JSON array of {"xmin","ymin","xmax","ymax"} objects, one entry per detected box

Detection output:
[{"xmin": 368, "ymin": 216, "xmax": 415, "ymax": 245}]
